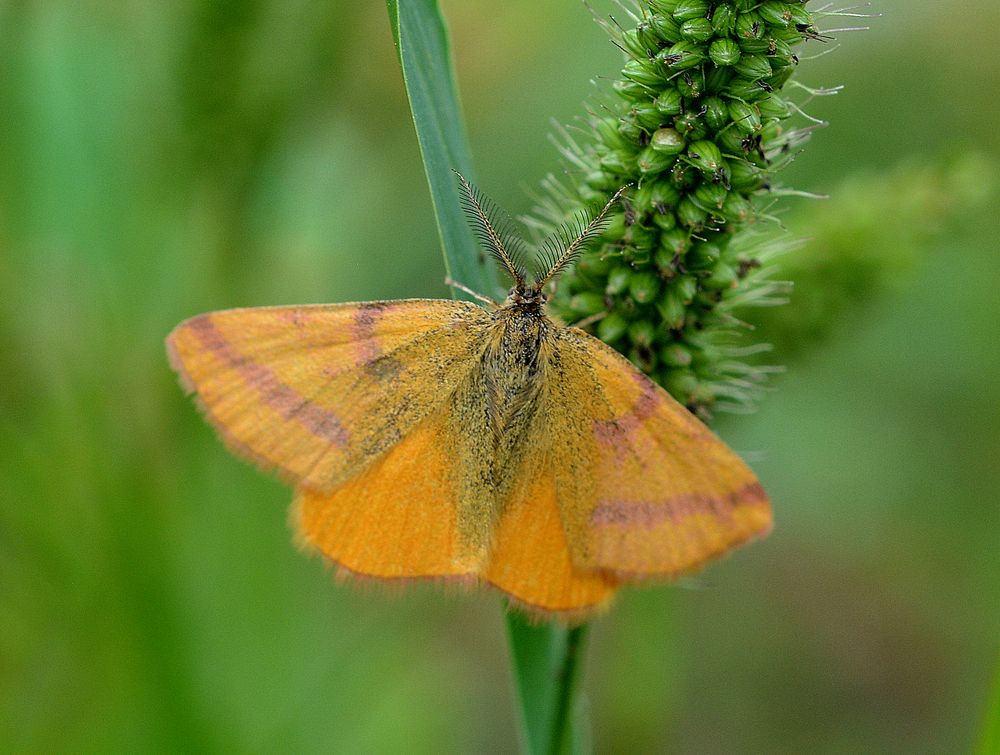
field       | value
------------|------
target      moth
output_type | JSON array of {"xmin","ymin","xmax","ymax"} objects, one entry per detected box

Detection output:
[{"xmin": 166, "ymin": 174, "xmax": 771, "ymax": 619}]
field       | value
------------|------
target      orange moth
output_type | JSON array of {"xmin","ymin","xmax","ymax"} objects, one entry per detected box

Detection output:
[{"xmin": 166, "ymin": 175, "xmax": 771, "ymax": 619}]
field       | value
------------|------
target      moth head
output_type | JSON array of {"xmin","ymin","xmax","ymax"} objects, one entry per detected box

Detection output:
[{"xmin": 507, "ymin": 284, "xmax": 546, "ymax": 307}]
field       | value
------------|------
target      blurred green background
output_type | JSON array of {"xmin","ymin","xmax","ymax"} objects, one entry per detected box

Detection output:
[{"xmin": 2, "ymin": 1, "xmax": 998, "ymax": 752}]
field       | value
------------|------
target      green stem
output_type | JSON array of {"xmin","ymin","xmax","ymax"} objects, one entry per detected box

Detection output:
[
  {"xmin": 977, "ymin": 649, "xmax": 1000, "ymax": 755},
  {"xmin": 505, "ymin": 612, "xmax": 591, "ymax": 755},
  {"xmin": 549, "ymin": 622, "xmax": 590, "ymax": 754},
  {"xmin": 386, "ymin": 1, "xmax": 588, "ymax": 751}
]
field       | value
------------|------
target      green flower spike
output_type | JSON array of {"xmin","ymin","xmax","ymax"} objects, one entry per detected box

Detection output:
[{"xmin": 531, "ymin": 0, "xmax": 837, "ymax": 417}]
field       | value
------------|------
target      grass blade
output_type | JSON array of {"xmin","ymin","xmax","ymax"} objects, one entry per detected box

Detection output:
[
  {"xmin": 386, "ymin": 2, "xmax": 589, "ymax": 752},
  {"xmin": 386, "ymin": 0, "xmax": 499, "ymax": 297}
]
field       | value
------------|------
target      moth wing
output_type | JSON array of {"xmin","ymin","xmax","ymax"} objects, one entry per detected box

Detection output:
[
  {"xmin": 548, "ymin": 329, "xmax": 772, "ymax": 579},
  {"xmin": 292, "ymin": 356, "xmax": 619, "ymax": 609},
  {"xmin": 166, "ymin": 299, "xmax": 490, "ymax": 491},
  {"xmin": 292, "ymin": 401, "xmax": 481, "ymax": 581},
  {"xmin": 483, "ymin": 451, "xmax": 619, "ymax": 619}
]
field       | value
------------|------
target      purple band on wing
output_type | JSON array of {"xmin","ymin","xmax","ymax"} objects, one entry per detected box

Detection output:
[
  {"xmin": 352, "ymin": 302, "xmax": 390, "ymax": 364},
  {"xmin": 593, "ymin": 370, "xmax": 662, "ymax": 444},
  {"xmin": 590, "ymin": 482, "xmax": 768, "ymax": 529},
  {"xmin": 189, "ymin": 315, "xmax": 349, "ymax": 447}
]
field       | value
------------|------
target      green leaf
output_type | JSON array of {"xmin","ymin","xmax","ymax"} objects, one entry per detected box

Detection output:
[{"xmin": 386, "ymin": 0, "xmax": 499, "ymax": 298}]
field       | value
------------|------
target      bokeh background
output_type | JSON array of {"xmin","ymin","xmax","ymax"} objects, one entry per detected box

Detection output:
[{"xmin": 2, "ymin": 1, "xmax": 998, "ymax": 752}]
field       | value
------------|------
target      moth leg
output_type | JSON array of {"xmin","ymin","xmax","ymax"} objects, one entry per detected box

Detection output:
[{"xmin": 444, "ymin": 277, "xmax": 497, "ymax": 307}]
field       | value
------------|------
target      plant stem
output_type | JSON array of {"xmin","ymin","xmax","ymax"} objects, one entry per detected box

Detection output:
[
  {"xmin": 505, "ymin": 611, "xmax": 591, "ymax": 755},
  {"xmin": 386, "ymin": 2, "xmax": 589, "ymax": 751},
  {"xmin": 977, "ymin": 650, "xmax": 1000, "ymax": 755}
]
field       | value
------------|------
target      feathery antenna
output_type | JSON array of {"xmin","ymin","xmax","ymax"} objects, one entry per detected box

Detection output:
[
  {"xmin": 534, "ymin": 184, "xmax": 630, "ymax": 290},
  {"xmin": 454, "ymin": 171, "xmax": 528, "ymax": 287}
]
